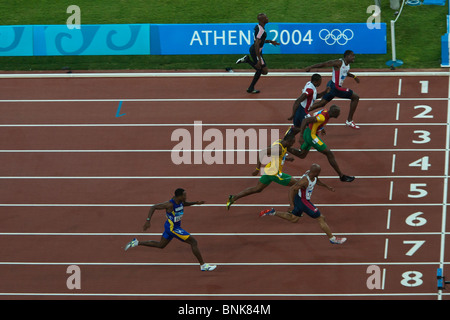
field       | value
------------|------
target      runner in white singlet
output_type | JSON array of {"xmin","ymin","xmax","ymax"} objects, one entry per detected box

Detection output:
[
  {"xmin": 288, "ymin": 74, "xmax": 330, "ymax": 134},
  {"xmin": 304, "ymin": 50, "xmax": 361, "ymax": 130},
  {"xmin": 259, "ymin": 163, "xmax": 347, "ymax": 245}
]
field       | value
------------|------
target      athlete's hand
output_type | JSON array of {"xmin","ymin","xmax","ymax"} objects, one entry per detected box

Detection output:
[
  {"xmin": 287, "ymin": 206, "xmax": 294, "ymax": 213},
  {"xmin": 196, "ymin": 201, "xmax": 206, "ymax": 205},
  {"xmin": 328, "ymin": 186, "xmax": 335, "ymax": 192},
  {"xmin": 286, "ymin": 156, "xmax": 294, "ymax": 162},
  {"xmin": 271, "ymin": 40, "xmax": 280, "ymax": 46},
  {"xmin": 252, "ymin": 168, "xmax": 260, "ymax": 176},
  {"xmin": 305, "ymin": 67, "xmax": 311, "ymax": 72},
  {"xmin": 354, "ymin": 77, "xmax": 360, "ymax": 84},
  {"xmin": 287, "ymin": 114, "xmax": 294, "ymax": 120},
  {"xmin": 143, "ymin": 220, "xmax": 151, "ymax": 231}
]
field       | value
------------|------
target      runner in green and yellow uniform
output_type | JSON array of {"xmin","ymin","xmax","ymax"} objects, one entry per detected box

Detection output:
[
  {"xmin": 289, "ymin": 105, "xmax": 355, "ymax": 182},
  {"xmin": 226, "ymin": 132, "xmax": 298, "ymax": 210}
]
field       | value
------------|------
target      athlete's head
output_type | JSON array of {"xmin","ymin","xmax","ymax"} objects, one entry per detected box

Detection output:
[
  {"xmin": 309, "ymin": 163, "xmax": 322, "ymax": 177},
  {"xmin": 283, "ymin": 131, "xmax": 296, "ymax": 148},
  {"xmin": 329, "ymin": 105, "xmax": 341, "ymax": 118},
  {"xmin": 311, "ymin": 73, "xmax": 322, "ymax": 87},
  {"xmin": 344, "ymin": 50, "xmax": 355, "ymax": 63},
  {"xmin": 174, "ymin": 188, "xmax": 186, "ymax": 201},
  {"xmin": 257, "ymin": 13, "xmax": 269, "ymax": 24}
]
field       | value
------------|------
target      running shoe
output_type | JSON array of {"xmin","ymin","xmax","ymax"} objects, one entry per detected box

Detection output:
[
  {"xmin": 201, "ymin": 263, "xmax": 217, "ymax": 271},
  {"xmin": 340, "ymin": 175, "xmax": 355, "ymax": 182},
  {"xmin": 236, "ymin": 55, "xmax": 249, "ymax": 64},
  {"xmin": 226, "ymin": 195, "xmax": 235, "ymax": 210},
  {"xmin": 247, "ymin": 88, "xmax": 260, "ymax": 94},
  {"xmin": 345, "ymin": 120, "xmax": 360, "ymax": 129},
  {"xmin": 330, "ymin": 236, "xmax": 347, "ymax": 244},
  {"xmin": 259, "ymin": 208, "xmax": 276, "ymax": 217},
  {"xmin": 124, "ymin": 238, "xmax": 139, "ymax": 251}
]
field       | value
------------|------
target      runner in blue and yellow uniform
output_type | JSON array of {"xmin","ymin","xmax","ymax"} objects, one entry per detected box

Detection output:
[
  {"xmin": 124, "ymin": 188, "xmax": 216, "ymax": 271},
  {"xmin": 226, "ymin": 132, "xmax": 298, "ymax": 210}
]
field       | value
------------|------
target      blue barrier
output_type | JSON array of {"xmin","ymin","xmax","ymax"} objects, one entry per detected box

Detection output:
[
  {"xmin": 0, "ymin": 25, "xmax": 34, "ymax": 56},
  {"xmin": 150, "ymin": 23, "xmax": 254, "ymax": 55},
  {"xmin": 441, "ymin": 14, "xmax": 450, "ymax": 67},
  {"xmin": 152, "ymin": 23, "xmax": 386, "ymax": 55},
  {"xmin": 0, "ymin": 23, "xmax": 386, "ymax": 56},
  {"xmin": 33, "ymin": 24, "xmax": 150, "ymax": 56},
  {"xmin": 441, "ymin": 34, "xmax": 449, "ymax": 66},
  {"xmin": 423, "ymin": 0, "xmax": 446, "ymax": 5}
]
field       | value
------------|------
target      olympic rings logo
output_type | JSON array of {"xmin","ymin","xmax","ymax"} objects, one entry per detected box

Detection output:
[{"xmin": 319, "ymin": 29, "xmax": 354, "ymax": 46}]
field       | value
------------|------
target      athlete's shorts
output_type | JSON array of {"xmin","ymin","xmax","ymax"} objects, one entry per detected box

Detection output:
[
  {"xmin": 301, "ymin": 127, "xmax": 328, "ymax": 152},
  {"xmin": 259, "ymin": 172, "xmax": 292, "ymax": 186},
  {"xmin": 293, "ymin": 107, "xmax": 310, "ymax": 127},
  {"xmin": 291, "ymin": 194, "xmax": 321, "ymax": 219},
  {"xmin": 250, "ymin": 44, "xmax": 267, "ymax": 68},
  {"xmin": 322, "ymin": 80, "xmax": 353, "ymax": 101},
  {"xmin": 162, "ymin": 220, "xmax": 190, "ymax": 242}
]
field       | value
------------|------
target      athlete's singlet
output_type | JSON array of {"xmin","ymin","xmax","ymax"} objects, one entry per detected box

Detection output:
[
  {"xmin": 298, "ymin": 171, "xmax": 317, "ymax": 200},
  {"xmin": 300, "ymin": 81, "xmax": 318, "ymax": 113},
  {"xmin": 332, "ymin": 58, "xmax": 350, "ymax": 87}
]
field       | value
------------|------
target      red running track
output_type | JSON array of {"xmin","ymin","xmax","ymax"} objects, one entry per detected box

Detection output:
[{"xmin": 0, "ymin": 71, "xmax": 449, "ymax": 300}]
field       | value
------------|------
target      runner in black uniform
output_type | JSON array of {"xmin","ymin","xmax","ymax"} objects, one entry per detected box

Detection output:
[{"xmin": 236, "ymin": 13, "xmax": 280, "ymax": 94}]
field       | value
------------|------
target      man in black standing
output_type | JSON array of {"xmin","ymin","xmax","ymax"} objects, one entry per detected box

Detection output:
[{"xmin": 236, "ymin": 13, "xmax": 280, "ymax": 94}]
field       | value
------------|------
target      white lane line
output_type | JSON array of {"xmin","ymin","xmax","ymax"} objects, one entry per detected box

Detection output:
[
  {"xmin": 389, "ymin": 181, "xmax": 394, "ymax": 201},
  {"xmin": 0, "ymin": 123, "xmax": 446, "ymax": 127},
  {"xmin": 0, "ymin": 203, "xmax": 442, "ymax": 207},
  {"xmin": 0, "ymin": 292, "xmax": 438, "ymax": 297},
  {"xmin": 0, "ymin": 97, "xmax": 448, "ymax": 103},
  {"xmin": 438, "ymin": 72, "xmax": 450, "ymax": 300},
  {"xmin": 0, "ymin": 232, "xmax": 444, "ymax": 236},
  {"xmin": 384, "ymin": 238, "xmax": 389, "ymax": 259},
  {"xmin": 0, "ymin": 71, "xmax": 448, "ymax": 79},
  {"xmin": 393, "ymin": 128, "xmax": 399, "ymax": 147},
  {"xmin": 0, "ymin": 175, "xmax": 445, "ymax": 179},
  {"xmin": 386, "ymin": 209, "xmax": 392, "ymax": 230},
  {"xmin": 391, "ymin": 154, "xmax": 397, "ymax": 173},
  {"xmin": 0, "ymin": 262, "xmax": 441, "ymax": 266},
  {"xmin": 0, "ymin": 148, "xmax": 446, "ymax": 153}
]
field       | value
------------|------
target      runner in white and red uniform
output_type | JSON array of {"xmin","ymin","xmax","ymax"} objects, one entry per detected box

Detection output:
[
  {"xmin": 259, "ymin": 163, "xmax": 347, "ymax": 245},
  {"xmin": 288, "ymin": 73, "xmax": 329, "ymax": 132},
  {"xmin": 304, "ymin": 50, "xmax": 361, "ymax": 130},
  {"xmin": 300, "ymin": 81, "xmax": 317, "ymax": 113}
]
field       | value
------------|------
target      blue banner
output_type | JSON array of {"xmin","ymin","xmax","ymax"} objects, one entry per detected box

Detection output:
[
  {"xmin": 0, "ymin": 23, "xmax": 385, "ymax": 56},
  {"xmin": 33, "ymin": 24, "xmax": 150, "ymax": 56},
  {"xmin": 150, "ymin": 23, "xmax": 254, "ymax": 55},
  {"xmin": 152, "ymin": 22, "xmax": 386, "ymax": 55},
  {"xmin": 0, "ymin": 26, "xmax": 34, "ymax": 56}
]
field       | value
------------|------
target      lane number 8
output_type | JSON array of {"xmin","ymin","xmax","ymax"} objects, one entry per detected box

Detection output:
[{"xmin": 401, "ymin": 271, "xmax": 423, "ymax": 287}]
